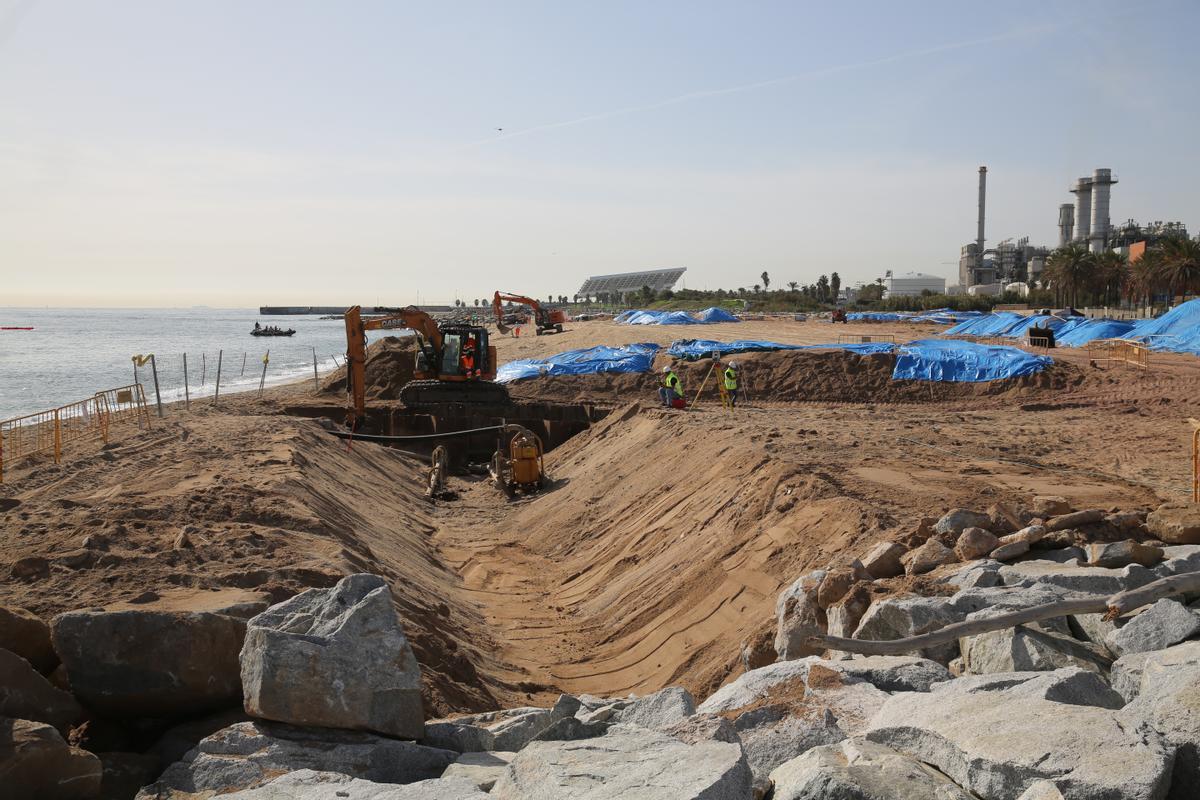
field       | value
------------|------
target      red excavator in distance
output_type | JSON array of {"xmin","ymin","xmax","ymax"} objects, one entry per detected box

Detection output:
[
  {"xmin": 342, "ymin": 305, "xmax": 509, "ymax": 428},
  {"xmin": 492, "ymin": 292, "xmax": 566, "ymax": 335}
]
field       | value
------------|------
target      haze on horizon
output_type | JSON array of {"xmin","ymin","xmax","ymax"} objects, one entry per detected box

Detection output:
[{"xmin": 2, "ymin": 0, "xmax": 1198, "ymax": 308}]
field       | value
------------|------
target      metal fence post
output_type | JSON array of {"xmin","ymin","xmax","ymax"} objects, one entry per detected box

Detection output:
[
  {"xmin": 258, "ymin": 350, "xmax": 270, "ymax": 398},
  {"xmin": 53, "ymin": 409, "xmax": 61, "ymax": 463}
]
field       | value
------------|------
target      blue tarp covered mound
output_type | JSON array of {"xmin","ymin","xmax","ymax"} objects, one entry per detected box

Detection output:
[
  {"xmin": 615, "ymin": 308, "xmax": 739, "ymax": 325},
  {"xmin": 496, "ymin": 343, "xmax": 660, "ymax": 383},
  {"xmin": 1055, "ymin": 318, "xmax": 1135, "ymax": 347},
  {"xmin": 667, "ymin": 339, "xmax": 897, "ymax": 360},
  {"xmin": 1122, "ymin": 298, "xmax": 1200, "ymax": 354},
  {"xmin": 892, "ymin": 339, "xmax": 1052, "ymax": 382},
  {"xmin": 942, "ymin": 311, "xmax": 1026, "ymax": 337}
]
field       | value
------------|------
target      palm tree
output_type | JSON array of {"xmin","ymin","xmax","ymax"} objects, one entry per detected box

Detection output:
[
  {"xmin": 753, "ymin": 284, "xmax": 761, "ymax": 293},
  {"xmin": 1159, "ymin": 237, "xmax": 1200, "ymax": 301},
  {"xmin": 1091, "ymin": 251, "xmax": 1127, "ymax": 306},
  {"xmin": 787, "ymin": 281, "xmax": 799, "ymax": 292},
  {"xmin": 761, "ymin": 271, "xmax": 770, "ymax": 291},
  {"xmin": 1045, "ymin": 244, "xmax": 1091, "ymax": 307}
]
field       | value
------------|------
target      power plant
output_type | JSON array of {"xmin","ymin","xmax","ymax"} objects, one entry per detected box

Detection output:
[{"xmin": 954, "ymin": 164, "xmax": 1189, "ymax": 296}]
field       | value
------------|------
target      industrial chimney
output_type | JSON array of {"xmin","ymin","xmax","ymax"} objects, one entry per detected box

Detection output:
[
  {"xmin": 1070, "ymin": 177, "xmax": 1092, "ymax": 244},
  {"xmin": 1089, "ymin": 168, "xmax": 1117, "ymax": 253},
  {"xmin": 1057, "ymin": 203, "xmax": 1075, "ymax": 249},
  {"xmin": 976, "ymin": 166, "xmax": 987, "ymax": 280}
]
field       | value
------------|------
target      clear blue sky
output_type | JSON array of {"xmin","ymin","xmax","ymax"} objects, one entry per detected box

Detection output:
[{"xmin": 2, "ymin": 0, "xmax": 1197, "ymax": 306}]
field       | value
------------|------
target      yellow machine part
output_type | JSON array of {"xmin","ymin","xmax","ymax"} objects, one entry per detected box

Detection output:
[{"xmin": 510, "ymin": 443, "xmax": 541, "ymax": 484}]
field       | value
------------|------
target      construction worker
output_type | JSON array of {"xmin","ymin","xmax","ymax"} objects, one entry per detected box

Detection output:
[
  {"xmin": 461, "ymin": 336, "xmax": 477, "ymax": 376},
  {"xmin": 723, "ymin": 360, "xmax": 739, "ymax": 408},
  {"xmin": 659, "ymin": 364, "xmax": 682, "ymax": 407}
]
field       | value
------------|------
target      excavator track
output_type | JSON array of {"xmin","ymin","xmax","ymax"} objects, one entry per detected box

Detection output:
[{"xmin": 399, "ymin": 379, "xmax": 512, "ymax": 410}]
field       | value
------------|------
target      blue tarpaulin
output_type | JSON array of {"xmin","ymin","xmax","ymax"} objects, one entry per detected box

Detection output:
[
  {"xmin": 942, "ymin": 311, "xmax": 1026, "ymax": 337},
  {"xmin": 1123, "ymin": 298, "xmax": 1200, "ymax": 354},
  {"xmin": 1055, "ymin": 318, "xmax": 1135, "ymax": 347},
  {"xmin": 496, "ymin": 343, "xmax": 660, "ymax": 383},
  {"xmin": 666, "ymin": 339, "xmax": 896, "ymax": 360},
  {"xmin": 615, "ymin": 308, "xmax": 739, "ymax": 325},
  {"xmin": 892, "ymin": 339, "xmax": 1052, "ymax": 382}
]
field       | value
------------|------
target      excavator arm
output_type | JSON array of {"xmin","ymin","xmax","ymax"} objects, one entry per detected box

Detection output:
[
  {"xmin": 493, "ymin": 291, "xmax": 546, "ymax": 334},
  {"xmin": 344, "ymin": 305, "xmax": 443, "ymax": 426}
]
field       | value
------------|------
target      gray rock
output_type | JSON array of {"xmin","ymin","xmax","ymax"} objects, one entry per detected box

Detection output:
[
  {"xmin": 769, "ymin": 738, "xmax": 976, "ymax": 800},
  {"xmin": 852, "ymin": 596, "xmax": 961, "ymax": 663},
  {"xmin": 148, "ymin": 709, "xmax": 250, "ymax": 769},
  {"xmin": 817, "ymin": 569, "xmax": 857, "ymax": 610},
  {"xmin": 1044, "ymin": 509, "xmax": 1104, "ymax": 531},
  {"xmin": 860, "ymin": 542, "xmax": 906, "ymax": 579},
  {"xmin": 661, "ymin": 714, "xmax": 740, "ymax": 745},
  {"xmin": 1000, "ymin": 524, "xmax": 1048, "ymax": 546},
  {"xmin": 240, "ymin": 574, "xmax": 423, "ymax": 739},
  {"xmin": 901, "ymin": 539, "xmax": 956, "ymax": 576},
  {"xmin": 1119, "ymin": 640, "xmax": 1200, "ymax": 799},
  {"xmin": 1036, "ymin": 547, "xmax": 1086, "ymax": 565},
  {"xmin": 1109, "ymin": 640, "xmax": 1200, "ymax": 703},
  {"xmin": 1066, "ymin": 612, "xmax": 1121, "ymax": 657},
  {"xmin": 50, "ymin": 589, "xmax": 266, "ymax": 716},
  {"xmin": 441, "ymin": 751, "xmax": 516, "ymax": 791},
  {"xmin": 1016, "ymin": 780, "xmax": 1068, "ymax": 799},
  {"xmin": 1105, "ymin": 598, "xmax": 1200, "ymax": 656},
  {"xmin": 955, "ymin": 528, "xmax": 999, "ymax": 561},
  {"xmin": 701, "ymin": 660, "xmax": 890, "ymax": 783},
  {"xmin": 865, "ymin": 668, "xmax": 1173, "ymax": 800},
  {"xmin": 421, "ymin": 721, "xmax": 494, "ymax": 754},
  {"xmin": 427, "ymin": 697, "xmax": 583, "ymax": 753},
  {"xmin": 530, "ymin": 716, "xmax": 609, "ymax": 743},
  {"xmin": 775, "ymin": 571, "xmax": 828, "ymax": 661},
  {"xmin": 948, "ymin": 583, "xmax": 1076, "ymax": 617},
  {"xmin": 0, "ymin": 605, "xmax": 57, "ymax": 673},
  {"xmin": 0, "ymin": 648, "xmax": 82, "ymax": 732},
  {"xmin": 1032, "ymin": 496, "xmax": 1071, "ymax": 517},
  {"xmin": 220, "ymin": 770, "xmax": 490, "ymax": 799},
  {"xmin": 1087, "ymin": 540, "xmax": 1164, "ymax": 568},
  {"xmin": 833, "ymin": 655, "xmax": 951, "ymax": 692},
  {"xmin": 935, "ymin": 509, "xmax": 992, "ymax": 536},
  {"xmin": 942, "ymin": 560, "xmax": 1002, "ymax": 589},
  {"xmin": 0, "ymin": 718, "xmax": 102, "ymax": 800},
  {"xmin": 1147, "ymin": 502, "xmax": 1200, "ymax": 545},
  {"xmin": 989, "ymin": 539, "xmax": 1030, "ymax": 561},
  {"xmin": 490, "ymin": 724, "xmax": 752, "ymax": 799},
  {"xmin": 960, "ymin": 614, "xmax": 1112, "ymax": 676},
  {"xmin": 140, "ymin": 720, "xmax": 457, "ymax": 798},
  {"xmin": 997, "ymin": 560, "xmax": 1154, "ymax": 595},
  {"xmin": 615, "ymin": 686, "xmax": 696, "ymax": 730},
  {"xmin": 1154, "ymin": 544, "xmax": 1200, "ymax": 577}
]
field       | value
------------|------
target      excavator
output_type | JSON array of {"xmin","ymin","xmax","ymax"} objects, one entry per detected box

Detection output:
[
  {"xmin": 343, "ymin": 305, "xmax": 510, "ymax": 427},
  {"xmin": 492, "ymin": 291, "xmax": 566, "ymax": 335}
]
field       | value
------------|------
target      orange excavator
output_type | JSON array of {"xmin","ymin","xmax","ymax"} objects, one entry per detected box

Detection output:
[
  {"xmin": 492, "ymin": 291, "xmax": 566, "ymax": 335},
  {"xmin": 343, "ymin": 305, "xmax": 510, "ymax": 427}
]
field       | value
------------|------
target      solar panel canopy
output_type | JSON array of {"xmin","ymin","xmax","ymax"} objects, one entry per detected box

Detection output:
[{"xmin": 577, "ymin": 267, "xmax": 686, "ymax": 296}]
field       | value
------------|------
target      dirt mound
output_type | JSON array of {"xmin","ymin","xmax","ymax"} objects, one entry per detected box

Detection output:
[
  {"xmin": 505, "ymin": 348, "xmax": 1085, "ymax": 407},
  {"xmin": 320, "ymin": 336, "xmax": 418, "ymax": 399},
  {"xmin": 0, "ymin": 414, "xmax": 502, "ymax": 716}
]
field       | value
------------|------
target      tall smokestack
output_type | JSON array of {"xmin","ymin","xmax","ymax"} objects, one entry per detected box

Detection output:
[
  {"xmin": 1057, "ymin": 203, "xmax": 1075, "ymax": 249},
  {"xmin": 976, "ymin": 166, "xmax": 987, "ymax": 276},
  {"xmin": 1089, "ymin": 168, "xmax": 1116, "ymax": 253},
  {"xmin": 1070, "ymin": 177, "xmax": 1092, "ymax": 244}
]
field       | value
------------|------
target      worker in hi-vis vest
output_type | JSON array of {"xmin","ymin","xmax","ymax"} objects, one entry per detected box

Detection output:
[
  {"xmin": 723, "ymin": 360, "xmax": 739, "ymax": 407},
  {"xmin": 659, "ymin": 365, "xmax": 682, "ymax": 407}
]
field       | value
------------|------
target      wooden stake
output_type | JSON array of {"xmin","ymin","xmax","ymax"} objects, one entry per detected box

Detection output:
[
  {"xmin": 214, "ymin": 350, "xmax": 224, "ymax": 406},
  {"xmin": 183, "ymin": 353, "xmax": 190, "ymax": 410},
  {"xmin": 149, "ymin": 355, "xmax": 164, "ymax": 417},
  {"xmin": 258, "ymin": 350, "xmax": 270, "ymax": 398},
  {"xmin": 312, "ymin": 347, "xmax": 320, "ymax": 392},
  {"xmin": 241, "ymin": 352, "xmax": 247, "ymax": 377},
  {"xmin": 201, "ymin": 353, "xmax": 207, "ymax": 386}
]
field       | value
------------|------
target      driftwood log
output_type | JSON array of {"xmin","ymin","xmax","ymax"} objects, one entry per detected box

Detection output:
[{"xmin": 806, "ymin": 570, "xmax": 1200, "ymax": 656}]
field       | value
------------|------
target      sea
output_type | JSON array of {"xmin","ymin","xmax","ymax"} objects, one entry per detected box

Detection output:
[{"xmin": 0, "ymin": 307, "xmax": 399, "ymax": 420}]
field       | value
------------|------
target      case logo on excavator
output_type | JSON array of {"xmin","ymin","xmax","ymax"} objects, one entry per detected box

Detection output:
[{"xmin": 379, "ymin": 319, "xmax": 412, "ymax": 330}]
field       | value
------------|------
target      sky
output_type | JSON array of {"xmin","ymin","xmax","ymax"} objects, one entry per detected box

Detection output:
[{"xmin": 2, "ymin": 0, "xmax": 1198, "ymax": 307}]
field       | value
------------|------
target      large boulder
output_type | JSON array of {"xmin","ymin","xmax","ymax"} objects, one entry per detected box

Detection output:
[
  {"xmin": 1118, "ymin": 641, "xmax": 1200, "ymax": 799},
  {"xmin": 866, "ymin": 668, "xmax": 1173, "ymax": 800},
  {"xmin": 240, "ymin": 574, "xmax": 423, "ymax": 739},
  {"xmin": 0, "ymin": 648, "xmax": 82, "ymax": 732},
  {"xmin": 935, "ymin": 509, "xmax": 993, "ymax": 536},
  {"xmin": 1154, "ymin": 545, "xmax": 1200, "ymax": 577},
  {"xmin": 490, "ymin": 724, "xmax": 752, "ymax": 799},
  {"xmin": 1104, "ymin": 598, "xmax": 1200, "ymax": 657},
  {"xmin": 827, "ymin": 586, "xmax": 872, "ymax": 640},
  {"xmin": 1044, "ymin": 509, "xmax": 1104, "ymax": 532},
  {"xmin": 0, "ymin": 718, "xmax": 103, "ymax": 800},
  {"xmin": 1110, "ymin": 640, "xmax": 1200, "ymax": 703},
  {"xmin": 441, "ymin": 751, "xmax": 515, "ymax": 792},
  {"xmin": 1147, "ymin": 502, "xmax": 1200, "ymax": 545},
  {"xmin": 1087, "ymin": 540, "xmax": 1163, "ymax": 568},
  {"xmin": 900, "ymin": 539, "xmax": 955, "ymax": 576},
  {"xmin": 1031, "ymin": 496, "xmax": 1071, "ymax": 517},
  {"xmin": 997, "ymin": 560, "xmax": 1154, "ymax": 595},
  {"xmin": 139, "ymin": 720, "xmax": 457, "ymax": 798},
  {"xmin": 425, "ymin": 697, "xmax": 582, "ymax": 753},
  {"xmin": 852, "ymin": 596, "xmax": 961, "ymax": 663},
  {"xmin": 959, "ymin": 616, "xmax": 1112, "ymax": 677},
  {"xmin": 769, "ymin": 738, "xmax": 976, "ymax": 800},
  {"xmin": 699, "ymin": 661, "xmax": 889, "ymax": 783},
  {"xmin": 955, "ymin": 527, "xmax": 999, "ymax": 561},
  {"xmin": 859, "ymin": 543, "xmax": 906, "ymax": 579},
  {"xmin": 51, "ymin": 588, "xmax": 268, "ymax": 715},
  {"xmin": 0, "ymin": 606, "xmax": 58, "ymax": 673},
  {"xmin": 614, "ymin": 686, "xmax": 695, "ymax": 731},
  {"xmin": 220, "ymin": 770, "xmax": 489, "ymax": 799},
  {"xmin": 774, "ymin": 571, "xmax": 827, "ymax": 661}
]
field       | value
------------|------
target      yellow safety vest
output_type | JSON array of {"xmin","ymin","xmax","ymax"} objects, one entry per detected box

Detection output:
[
  {"xmin": 663, "ymin": 372, "xmax": 679, "ymax": 392},
  {"xmin": 723, "ymin": 368, "xmax": 737, "ymax": 390}
]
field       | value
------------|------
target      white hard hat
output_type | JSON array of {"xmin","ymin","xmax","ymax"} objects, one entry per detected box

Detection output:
[
  {"xmin": 728, "ymin": 361, "xmax": 737, "ymax": 368},
  {"xmin": 661, "ymin": 364, "xmax": 671, "ymax": 373}
]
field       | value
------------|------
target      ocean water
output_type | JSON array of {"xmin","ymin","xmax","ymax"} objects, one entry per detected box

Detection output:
[{"xmin": 0, "ymin": 307, "xmax": 393, "ymax": 420}]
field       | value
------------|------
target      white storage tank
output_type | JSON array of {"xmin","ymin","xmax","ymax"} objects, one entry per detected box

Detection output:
[{"xmin": 883, "ymin": 272, "xmax": 947, "ymax": 298}]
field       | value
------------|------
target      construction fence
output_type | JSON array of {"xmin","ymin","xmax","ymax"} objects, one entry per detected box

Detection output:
[
  {"xmin": 1087, "ymin": 339, "xmax": 1151, "ymax": 370},
  {"xmin": 0, "ymin": 385, "xmax": 151, "ymax": 482}
]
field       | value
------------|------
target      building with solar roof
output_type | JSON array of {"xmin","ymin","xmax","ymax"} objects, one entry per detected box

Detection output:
[{"xmin": 577, "ymin": 267, "xmax": 686, "ymax": 301}]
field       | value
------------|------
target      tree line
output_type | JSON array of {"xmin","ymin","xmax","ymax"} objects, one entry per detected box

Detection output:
[{"xmin": 1045, "ymin": 237, "xmax": 1200, "ymax": 308}]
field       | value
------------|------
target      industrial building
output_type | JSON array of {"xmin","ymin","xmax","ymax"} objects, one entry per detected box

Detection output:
[{"xmin": 883, "ymin": 271, "xmax": 946, "ymax": 298}]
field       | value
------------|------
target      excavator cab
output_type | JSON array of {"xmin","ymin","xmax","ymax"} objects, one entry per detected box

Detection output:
[{"xmin": 437, "ymin": 326, "xmax": 492, "ymax": 377}]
